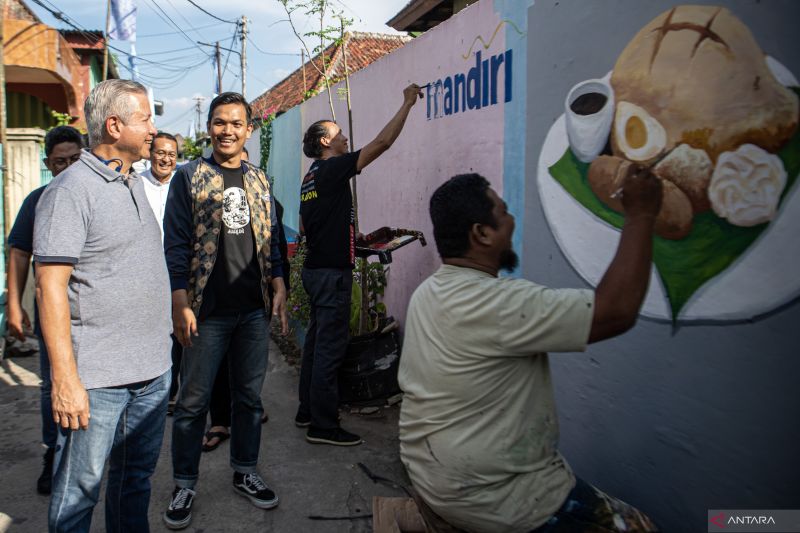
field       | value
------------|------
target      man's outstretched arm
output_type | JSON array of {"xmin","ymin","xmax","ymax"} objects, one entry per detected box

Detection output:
[{"xmin": 589, "ymin": 165, "xmax": 662, "ymax": 343}]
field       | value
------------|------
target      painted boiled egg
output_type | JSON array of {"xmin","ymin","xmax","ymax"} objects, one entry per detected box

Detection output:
[{"xmin": 613, "ymin": 101, "xmax": 667, "ymax": 163}]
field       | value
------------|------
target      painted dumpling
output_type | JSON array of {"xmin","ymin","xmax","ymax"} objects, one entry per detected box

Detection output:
[{"xmin": 708, "ymin": 144, "xmax": 787, "ymax": 227}]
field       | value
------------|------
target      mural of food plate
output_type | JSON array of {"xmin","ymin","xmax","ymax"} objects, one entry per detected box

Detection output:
[{"xmin": 537, "ymin": 5, "xmax": 800, "ymax": 322}]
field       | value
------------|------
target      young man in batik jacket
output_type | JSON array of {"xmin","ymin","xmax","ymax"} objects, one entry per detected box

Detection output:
[{"xmin": 162, "ymin": 92, "xmax": 288, "ymax": 530}]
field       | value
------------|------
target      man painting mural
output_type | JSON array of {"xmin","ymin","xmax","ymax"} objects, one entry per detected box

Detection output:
[
  {"xmin": 399, "ymin": 172, "xmax": 662, "ymax": 532},
  {"xmin": 7, "ymin": 125, "xmax": 83, "ymax": 495},
  {"xmin": 34, "ymin": 79, "xmax": 171, "ymax": 532},
  {"xmin": 296, "ymin": 84, "xmax": 422, "ymax": 446}
]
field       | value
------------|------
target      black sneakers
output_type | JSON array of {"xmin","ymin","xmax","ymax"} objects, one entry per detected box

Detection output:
[
  {"xmin": 294, "ymin": 411, "xmax": 311, "ymax": 428},
  {"xmin": 306, "ymin": 427, "xmax": 363, "ymax": 446},
  {"xmin": 163, "ymin": 487, "xmax": 196, "ymax": 530},
  {"xmin": 232, "ymin": 472, "xmax": 279, "ymax": 509},
  {"xmin": 36, "ymin": 447, "xmax": 55, "ymax": 495}
]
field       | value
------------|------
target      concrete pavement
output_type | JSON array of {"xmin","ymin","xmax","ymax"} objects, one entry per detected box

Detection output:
[{"xmin": 0, "ymin": 338, "xmax": 409, "ymax": 532}]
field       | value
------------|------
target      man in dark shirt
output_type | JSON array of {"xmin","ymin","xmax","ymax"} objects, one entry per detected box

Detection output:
[
  {"xmin": 297, "ymin": 84, "xmax": 422, "ymax": 446},
  {"xmin": 162, "ymin": 92, "xmax": 288, "ymax": 530},
  {"xmin": 6, "ymin": 125, "xmax": 83, "ymax": 495}
]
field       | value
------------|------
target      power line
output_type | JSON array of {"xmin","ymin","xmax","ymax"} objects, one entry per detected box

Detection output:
[
  {"xmin": 137, "ymin": 22, "xmax": 219, "ymax": 38},
  {"xmin": 220, "ymin": 31, "xmax": 238, "ymax": 88},
  {"xmin": 30, "ymin": 0, "xmax": 207, "ymax": 72},
  {"xmin": 246, "ymin": 35, "xmax": 301, "ymax": 57},
  {"xmin": 115, "ymin": 49, "xmax": 209, "ymax": 71},
  {"xmin": 165, "ymin": 0, "xmax": 208, "ymax": 40},
  {"xmin": 158, "ymin": 105, "xmax": 196, "ymax": 130},
  {"xmin": 134, "ymin": 45, "xmax": 201, "ymax": 56},
  {"xmin": 185, "ymin": 0, "xmax": 237, "ymax": 25},
  {"xmin": 144, "ymin": 0, "xmax": 213, "ymax": 58}
]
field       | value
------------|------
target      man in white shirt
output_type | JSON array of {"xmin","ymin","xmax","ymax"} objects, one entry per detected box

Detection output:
[
  {"xmin": 142, "ymin": 132, "xmax": 178, "ymax": 240},
  {"xmin": 142, "ymin": 131, "xmax": 182, "ymax": 408},
  {"xmin": 399, "ymin": 172, "xmax": 662, "ymax": 532}
]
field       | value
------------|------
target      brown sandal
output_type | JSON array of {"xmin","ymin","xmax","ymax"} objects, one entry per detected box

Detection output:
[{"xmin": 201, "ymin": 430, "xmax": 229, "ymax": 452}]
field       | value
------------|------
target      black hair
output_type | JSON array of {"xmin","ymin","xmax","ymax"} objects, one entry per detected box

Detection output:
[
  {"xmin": 207, "ymin": 92, "xmax": 252, "ymax": 124},
  {"xmin": 242, "ymin": 146, "xmax": 249, "ymax": 156},
  {"xmin": 154, "ymin": 131, "xmax": 177, "ymax": 144},
  {"xmin": 429, "ymin": 173, "xmax": 497, "ymax": 259},
  {"xmin": 44, "ymin": 125, "xmax": 83, "ymax": 156},
  {"xmin": 302, "ymin": 120, "xmax": 333, "ymax": 159}
]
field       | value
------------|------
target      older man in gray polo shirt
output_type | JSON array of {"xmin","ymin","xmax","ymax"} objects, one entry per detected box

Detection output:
[{"xmin": 34, "ymin": 79, "xmax": 171, "ymax": 533}]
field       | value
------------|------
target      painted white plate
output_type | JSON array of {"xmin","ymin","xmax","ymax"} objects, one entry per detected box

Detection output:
[{"xmin": 536, "ymin": 61, "xmax": 800, "ymax": 322}]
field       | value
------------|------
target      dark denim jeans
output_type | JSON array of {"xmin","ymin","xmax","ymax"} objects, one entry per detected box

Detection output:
[
  {"xmin": 171, "ymin": 308, "xmax": 270, "ymax": 488},
  {"xmin": 48, "ymin": 370, "xmax": 171, "ymax": 533},
  {"xmin": 298, "ymin": 267, "xmax": 352, "ymax": 429},
  {"xmin": 209, "ymin": 353, "xmax": 232, "ymax": 427},
  {"xmin": 38, "ymin": 336, "xmax": 58, "ymax": 449},
  {"xmin": 533, "ymin": 477, "xmax": 659, "ymax": 532}
]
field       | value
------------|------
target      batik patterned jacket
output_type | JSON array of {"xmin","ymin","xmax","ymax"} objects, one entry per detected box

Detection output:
[{"xmin": 164, "ymin": 156, "xmax": 284, "ymax": 318}]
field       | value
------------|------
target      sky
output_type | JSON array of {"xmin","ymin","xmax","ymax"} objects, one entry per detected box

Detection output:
[{"xmin": 28, "ymin": 0, "xmax": 410, "ymax": 136}]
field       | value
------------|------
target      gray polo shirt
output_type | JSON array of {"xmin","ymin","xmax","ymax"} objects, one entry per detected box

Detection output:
[{"xmin": 33, "ymin": 150, "xmax": 172, "ymax": 389}]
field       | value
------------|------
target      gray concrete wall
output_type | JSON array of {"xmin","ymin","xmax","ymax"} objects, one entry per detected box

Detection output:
[
  {"xmin": 6, "ymin": 129, "xmax": 46, "ymax": 328},
  {"xmin": 524, "ymin": 1, "xmax": 800, "ymax": 531}
]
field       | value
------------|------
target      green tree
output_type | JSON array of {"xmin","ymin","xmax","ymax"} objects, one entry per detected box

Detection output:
[
  {"xmin": 182, "ymin": 137, "xmax": 203, "ymax": 160},
  {"xmin": 50, "ymin": 110, "xmax": 72, "ymax": 127}
]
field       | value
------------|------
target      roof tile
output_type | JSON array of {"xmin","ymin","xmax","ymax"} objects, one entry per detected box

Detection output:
[{"xmin": 250, "ymin": 31, "xmax": 410, "ymax": 118}]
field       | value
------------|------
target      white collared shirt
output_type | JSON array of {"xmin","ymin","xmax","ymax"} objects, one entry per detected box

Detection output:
[{"xmin": 141, "ymin": 168, "xmax": 174, "ymax": 242}]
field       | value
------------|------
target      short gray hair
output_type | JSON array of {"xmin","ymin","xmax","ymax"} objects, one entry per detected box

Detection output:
[{"xmin": 84, "ymin": 79, "xmax": 148, "ymax": 147}]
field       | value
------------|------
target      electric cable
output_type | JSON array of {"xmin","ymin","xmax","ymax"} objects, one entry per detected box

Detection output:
[
  {"xmin": 246, "ymin": 35, "xmax": 301, "ymax": 57},
  {"xmin": 185, "ymin": 0, "xmax": 237, "ymax": 25}
]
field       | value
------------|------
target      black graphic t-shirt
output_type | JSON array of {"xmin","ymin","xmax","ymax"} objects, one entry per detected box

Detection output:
[
  {"xmin": 299, "ymin": 150, "xmax": 360, "ymax": 269},
  {"xmin": 210, "ymin": 165, "xmax": 263, "ymax": 312}
]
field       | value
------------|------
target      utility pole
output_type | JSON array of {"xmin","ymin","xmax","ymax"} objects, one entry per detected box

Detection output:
[
  {"xmin": 102, "ymin": 0, "xmax": 111, "ymax": 80},
  {"xmin": 193, "ymin": 96, "xmax": 205, "ymax": 138},
  {"xmin": 215, "ymin": 41, "xmax": 222, "ymax": 95},
  {"xmin": 240, "ymin": 15, "xmax": 247, "ymax": 100},
  {"xmin": 197, "ymin": 41, "xmax": 240, "ymax": 96}
]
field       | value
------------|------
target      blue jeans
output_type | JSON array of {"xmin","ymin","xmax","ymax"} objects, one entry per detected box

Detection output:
[
  {"xmin": 171, "ymin": 308, "xmax": 270, "ymax": 488},
  {"xmin": 533, "ymin": 477, "xmax": 659, "ymax": 532},
  {"xmin": 38, "ymin": 336, "xmax": 58, "ymax": 449},
  {"xmin": 48, "ymin": 370, "xmax": 171, "ymax": 533},
  {"xmin": 299, "ymin": 268, "xmax": 352, "ymax": 429}
]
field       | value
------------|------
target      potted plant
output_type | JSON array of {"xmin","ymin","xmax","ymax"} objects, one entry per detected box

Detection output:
[
  {"xmin": 285, "ymin": 235, "xmax": 424, "ymax": 406},
  {"xmin": 338, "ymin": 256, "xmax": 401, "ymax": 405}
]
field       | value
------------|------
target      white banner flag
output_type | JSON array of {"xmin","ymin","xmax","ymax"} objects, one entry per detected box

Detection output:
[{"xmin": 109, "ymin": 0, "xmax": 137, "ymax": 41}]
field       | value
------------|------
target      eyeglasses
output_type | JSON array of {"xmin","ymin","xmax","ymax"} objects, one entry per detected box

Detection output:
[
  {"xmin": 45, "ymin": 153, "xmax": 81, "ymax": 169},
  {"xmin": 153, "ymin": 150, "xmax": 177, "ymax": 159}
]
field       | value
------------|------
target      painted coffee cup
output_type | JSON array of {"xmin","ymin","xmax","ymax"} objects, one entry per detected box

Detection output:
[{"xmin": 565, "ymin": 77, "xmax": 615, "ymax": 163}]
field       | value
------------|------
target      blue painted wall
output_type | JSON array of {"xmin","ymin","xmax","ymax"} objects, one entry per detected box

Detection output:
[
  {"xmin": 495, "ymin": 0, "xmax": 534, "ymax": 276},
  {"xmin": 266, "ymin": 106, "xmax": 303, "ymax": 236}
]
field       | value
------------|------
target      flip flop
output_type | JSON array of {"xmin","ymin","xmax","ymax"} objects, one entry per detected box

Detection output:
[{"xmin": 201, "ymin": 430, "xmax": 230, "ymax": 452}]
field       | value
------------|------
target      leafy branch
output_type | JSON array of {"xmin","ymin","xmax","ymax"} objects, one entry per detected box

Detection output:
[{"xmin": 278, "ymin": 0, "xmax": 353, "ymax": 118}]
